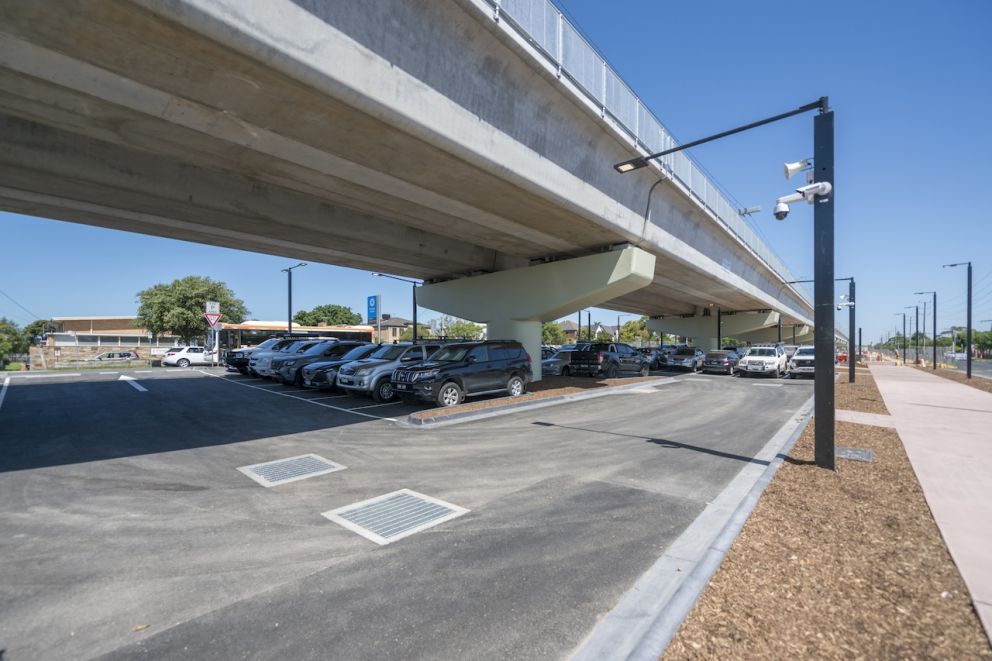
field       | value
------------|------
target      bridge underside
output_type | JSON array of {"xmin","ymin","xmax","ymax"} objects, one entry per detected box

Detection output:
[{"xmin": 0, "ymin": 0, "xmax": 812, "ymax": 331}]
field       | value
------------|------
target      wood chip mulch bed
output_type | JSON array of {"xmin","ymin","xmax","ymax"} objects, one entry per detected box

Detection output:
[
  {"xmin": 833, "ymin": 370, "xmax": 890, "ymax": 415},
  {"xmin": 408, "ymin": 374, "xmax": 663, "ymax": 420},
  {"xmin": 918, "ymin": 366, "xmax": 992, "ymax": 395},
  {"xmin": 663, "ymin": 378, "xmax": 991, "ymax": 660}
]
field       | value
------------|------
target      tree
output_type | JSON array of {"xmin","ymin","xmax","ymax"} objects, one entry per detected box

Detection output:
[
  {"xmin": 438, "ymin": 315, "xmax": 484, "ymax": 340},
  {"xmin": 22, "ymin": 319, "xmax": 48, "ymax": 348},
  {"xmin": 0, "ymin": 317, "xmax": 20, "ymax": 365},
  {"xmin": 594, "ymin": 328, "xmax": 614, "ymax": 342},
  {"xmin": 135, "ymin": 276, "xmax": 248, "ymax": 343},
  {"xmin": 542, "ymin": 321, "xmax": 566, "ymax": 345},
  {"xmin": 620, "ymin": 318, "xmax": 649, "ymax": 344},
  {"xmin": 293, "ymin": 304, "xmax": 361, "ymax": 327},
  {"xmin": 398, "ymin": 325, "xmax": 431, "ymax": 341}
]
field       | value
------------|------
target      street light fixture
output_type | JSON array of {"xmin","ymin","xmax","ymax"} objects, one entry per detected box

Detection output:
[
  {"xmin": 914, "ymin": 291, "xmax": 937, "ymax": 370},
  {"xmin": 371, "ymin": 273, "xmax": 422, "ymax": 342},
  {"xmin": 614, "ymin": 97, "xmax": 835, "ymax": 469},
  {"xmin": 943, "ymin": 262, "xmax": 972, "ymax": 378},
  {"xmin": 280, "ymin": 262, "xmax": 307, "ymax": 336}
]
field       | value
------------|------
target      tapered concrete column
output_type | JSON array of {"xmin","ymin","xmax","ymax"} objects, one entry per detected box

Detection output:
[
  {"xmin": 417, "ymin": 247, "xmax": 656, "ymax": 381},
  {"xmin": 647, "ymin": 311, "xmax": 781, "ymax": 351}
]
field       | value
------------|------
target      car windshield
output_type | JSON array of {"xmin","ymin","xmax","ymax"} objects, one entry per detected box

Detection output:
[
  {"xmin": 796, "ymin": 347, "xmax": 815, "ymax": 356},
  {"xmin": 303, "ymin": 341, "xmax": 335, "ymax": 355},
  {"xmin": 675, "ymin": 347, "xmax": 695, "ymax": 356},
  {"xmin": 370, "ymin": 345, "xmax": 407, "ymax": 360},
  {"xmin": 167, "ymin": 347, "xmax": 184, "ymax": 353},
  {"xmin": 551, "ymin": 350, "xmax": 574, "ymax": 360},
  {"xmin": 429, "ymin": 345, "xmax": 471, "ymax": 362},
  {"xmin": 339, "ymin": 345, "xmax": 374, "ymax": 361},
  {"xmin": 255, "ymin": 339, "xmax": 280, "ymax": 350},
  {"xmin": 749, "ymin": 348, "xmax": 776, "ymax": 357},
  {"xmin": 706, "ymin": 351, "xmax": 728, "ymax": 359}
]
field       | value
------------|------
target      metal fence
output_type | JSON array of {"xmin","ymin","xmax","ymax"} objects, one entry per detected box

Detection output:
[{"xmin": 489, "ymin": 0, "xmax": 810, "ymax": 307}]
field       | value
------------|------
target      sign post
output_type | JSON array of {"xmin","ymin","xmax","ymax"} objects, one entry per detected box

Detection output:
[
  {"xmin": 367, "ymin": 295, "xmax": 381, "ymax": 343},
  {"xmin": 205, "ymin": 301, "xmax": 221, "ymax": 366}
]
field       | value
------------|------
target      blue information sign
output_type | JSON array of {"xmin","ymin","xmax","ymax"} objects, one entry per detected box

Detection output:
[{"xmin": 367, "ymin": 295, "xmax": 379, "ymax": 324}]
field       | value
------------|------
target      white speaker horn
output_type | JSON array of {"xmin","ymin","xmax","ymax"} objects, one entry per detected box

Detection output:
[{"xmin": 784, "ymin": 159, "xmax": 809, "ymax": 180}]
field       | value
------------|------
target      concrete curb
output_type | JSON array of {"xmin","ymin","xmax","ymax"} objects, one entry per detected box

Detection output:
[
  {"xmin": 396, "ymin": 376, "xmax": 678, "ymax": 428},
  {"xmin": 571, "ymin": 394, "xmax": 816, "ymax": 661}
]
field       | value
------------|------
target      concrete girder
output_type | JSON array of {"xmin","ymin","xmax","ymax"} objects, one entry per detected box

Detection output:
[
  {"xmin": 417, "ymin": 247, "xmax": 656, "ymax": 381},
  {"xmin": 646, "ymin": 311, "xmax": 782, "ymax": 351},
  {"xmin": 737, "ymin": 325, "xmax": 814, "ymax": 346}
]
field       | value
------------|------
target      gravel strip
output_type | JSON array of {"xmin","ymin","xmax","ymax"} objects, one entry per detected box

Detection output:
[
  {"xmin": 917, "ymin": 366, "xmax": 992, "ymax": 395},
  {"xmin": 662, "ymin": 382, "xmax": 991, "ymax": 659}
]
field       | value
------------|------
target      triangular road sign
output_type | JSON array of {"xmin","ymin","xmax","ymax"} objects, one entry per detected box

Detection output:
[{"xmin": 204, "ymin": 312, "xmax": 223, "ymax": 328}]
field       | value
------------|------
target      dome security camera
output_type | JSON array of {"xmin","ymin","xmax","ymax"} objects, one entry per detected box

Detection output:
[{"xmin": 773, "ymin": 201, "xmax": 790, "ymax": 221}]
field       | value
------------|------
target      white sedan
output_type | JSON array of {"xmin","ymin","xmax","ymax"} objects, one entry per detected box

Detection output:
[{"xmin": 162, "ymin": 346, "xmax": 216, "ymax": 367}]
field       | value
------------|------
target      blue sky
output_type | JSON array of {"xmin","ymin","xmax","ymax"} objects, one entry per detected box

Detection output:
[{"xmin": 2, "ymin": 1, "xmax": 991, "ymax": 341}]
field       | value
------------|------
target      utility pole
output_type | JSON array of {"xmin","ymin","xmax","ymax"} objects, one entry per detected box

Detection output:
[{"xmin": 281, "ymin": 262, "xmax": 307, "ymax": 336}]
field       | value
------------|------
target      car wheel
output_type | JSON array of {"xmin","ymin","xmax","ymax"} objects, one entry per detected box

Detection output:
[
  {"xmin": 177, "ymin": 358, "xmax": 190, "ymax": 368},
  {"xmin": 560, "ymin": 366, "xmax": 570, "ymax": 377},
  {"xmin": 605, "ymin": 365, "xmax": 619, "ymax": 379},
  {"xmin": 293, "ymin": 371, "xmax": 304, "ymax": 387},
  {"xmin": 371, "ymin": 379, "xmax": 395, "ymax": 403},
  {"xmin": 506, "ymin": 375, "xmax": 525, "ymax": 397},
  {"xmin": 238, "ymin": 367, "xmax": 248, "ymax": 375},
  {"xmin": 436, "ymin": 382, "xmax": 463, "ymax": 407}
]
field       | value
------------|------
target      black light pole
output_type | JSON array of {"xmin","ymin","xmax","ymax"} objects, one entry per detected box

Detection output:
[
  {"xmin": 372, "ymin": 273, "xmax": 421, "ymax": 341},
  {"xmin": 943, "ymin": 262, "xmax": 972, "ymax": 378},
  {"xmin": 716, "ymin": 308, "xmax": 722, "ymax": 348},
  {"xmin": 915, "ymin": 291, "xmax": 936, "ymax": 369},
  {"xmin": 777, "ymin": 315, "xmax": 782, "ymax": 343},
  {"xmin": 858, "ymin": 327, "xmax": 862, "ymax": 362},
  {"xmin": 281, "ymin": 262, "xmax": 307, "ymax": 335},
  {"xmin": 614, "ymin": 97, "xmax": 833, "ymax": 469},
  {"xmin": 895, "ymin": 312, "xmax": 906, "ymax": 364},
  {"xmin": 905, "ymin": 305, "xmax": 919, "ymax": 364}
]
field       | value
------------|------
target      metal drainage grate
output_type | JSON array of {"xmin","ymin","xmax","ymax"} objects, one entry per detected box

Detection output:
[
  {"xmin": 837, "ymin": 447, "xmax": 874, "ymax": 463},
  {"xmin": 322, "ymin": 489, "xmax": 469, "ymax": 545},
  {"xmin": 237, "ymin": 453, "xmax": 346, "ymax": 487}
]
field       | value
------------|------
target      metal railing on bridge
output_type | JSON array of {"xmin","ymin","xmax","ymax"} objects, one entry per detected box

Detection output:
[{"xmin": 488, "ymin": 0, "xmax": 810, "ymax": 307}]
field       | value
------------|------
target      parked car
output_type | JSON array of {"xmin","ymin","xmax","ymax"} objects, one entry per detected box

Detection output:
[
  {"xmin": 251, "ymin": 338, "xmax": 327, "ymax": 378},
  {"xmin": 783, "ymin": 345, "xmax": 800, "ymax": 360},
  {"xmin": 89, "ymin": 351, "xmax": 140, "ymax": 362},
  {"xmin": 788, "ymin": 345, "xmax": 816, "ymax": 378},
  {"xmin": 300, "ymin": 343, "xmax": 379, "ymax": 390},
  {"xmin": 162, "ymin": 346, "xmax": 214, "ymax": 367},
  {"xmin": 337, "ymin": 342, "xmax": 444, "ymax": 402},
  {"xmin": 247, "ymin": 338, "xmax": 302, "ymax": 376},
  {"xmin": 392, "ymin": 340, "xmax": 532, "ymax": 407},
  {"xmin": 569, "ymin": 342, "xmax": 651, "ymax": 378},
  {"xmin": 638, "ymin": 347, "xmax": 666, "ymax": 369},
  {"xmin": 738, "ymin": 345, "xmax": 788, "ymax": 378},
  {"xmin": 274, "ymin": 340, "xmax": 368, "ymax": 387},
  {"xmin": 702, "ymin": 349, "xmax": 740, "ymax": 375},
  {"xmin": 662, "ymin": 346, "xmax": 705, "ymax": 372},
  {"xmin": 226, "ymin": 337, "xmax": 284, "ymax": 374},
  {"xmin": 542, "ymin": 348, "xmax": 577, "ymax": 376}
]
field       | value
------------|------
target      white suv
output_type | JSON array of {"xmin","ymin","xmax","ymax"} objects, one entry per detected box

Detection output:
[
  {"xmin": 738, "ymin": 345, "xmax": 788, "ymax": 378},
  {"xmin": 788, "ymin": 346, "xmax": 815, "ymax": 378},
  {"xmin": 162, "ymin": 346, "xmax": 215, "ymax": 367}
]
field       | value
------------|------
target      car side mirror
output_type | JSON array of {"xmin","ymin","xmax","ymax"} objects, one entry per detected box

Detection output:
[{"xmin": 467, "ymin": 355, "xmax": 477, "ymax": 363}]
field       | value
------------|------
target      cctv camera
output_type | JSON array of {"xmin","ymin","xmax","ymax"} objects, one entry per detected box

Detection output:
[
  {"xmin": 773, "ymin": 201, "xmax": 789, "ymax": 220},
  {"xmin": 796, "ymin": 181, "xmax": 832, "ymax": 202}
]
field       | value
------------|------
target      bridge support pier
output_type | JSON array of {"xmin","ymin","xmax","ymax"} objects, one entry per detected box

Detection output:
[
  {"xmin": 647, "ymin": 311, "xmax": 782, "ymax": 351},
  {"xmin": 416, "ymin": 247, "xmax": 656, "ymax": 382}
]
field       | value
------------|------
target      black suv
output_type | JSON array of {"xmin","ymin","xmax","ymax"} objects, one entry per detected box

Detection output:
[{"xmin": 391, "ymin": 340, "xmax": 532, "ymax": 407}]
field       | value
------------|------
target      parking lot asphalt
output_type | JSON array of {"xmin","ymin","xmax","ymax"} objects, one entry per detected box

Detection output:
[{"xmin": 0, "ymin": 368, "xmax": 812, "ymax": 660}]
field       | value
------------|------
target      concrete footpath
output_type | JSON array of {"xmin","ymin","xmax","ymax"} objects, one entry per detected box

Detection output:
[{"xmin": 869, "ymin": 363, "xmax": 992, "ymax": 641}]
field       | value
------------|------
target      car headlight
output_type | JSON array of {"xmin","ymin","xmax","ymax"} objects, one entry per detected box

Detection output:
[
  {"xmin": 412, "ymin": 369, "xmax": 439, "ymax": 382},
  {"xmin": 284, "ymin": 360, "xmax": 296, "ymax": 367},
  {"xmin": 354, "ymin": 367, "xmax": 372, "ymax": 376}
]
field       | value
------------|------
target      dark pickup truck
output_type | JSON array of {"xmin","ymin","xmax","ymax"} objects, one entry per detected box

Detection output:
[{"xmin": 568, "ymin": 342, "xmax": 651, "ymax": 378}]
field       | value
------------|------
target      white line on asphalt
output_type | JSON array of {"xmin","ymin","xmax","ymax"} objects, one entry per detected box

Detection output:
[
  {"xmin": 301, "ymin": 395, "xmax": 350, "ymax": 401},
  {"xmin": 198, "ymin": 371, "xmax": 397, "ymax": 422},
  {"xmin": 0, "ymin": 376, "xmax": 9, "ymax": 412},
  {"xmin": 7, "ymin": 372, "xmax": 82, "ymax": 379},
  {"xmin": 350, "ymin": 401, "xmax": 410, "ymax": 410},
  {"xmin": 119, "ymin": 375, "xmax": 148, "ymax": 392},
  {"xmin": 99, "ymin": 371, "xmax": 119, "ymax": 375},
  {"xmin": 752, "ymin": 383, "xmax": 783, "ymax": 388},
  {"xmin": 135, "ymin": 370, "xmax": 154, "ymax": 373}
]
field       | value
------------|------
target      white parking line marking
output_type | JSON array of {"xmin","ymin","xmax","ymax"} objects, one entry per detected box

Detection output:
[
  {"xmin": 99, "ymin": 371, "xmax": 119, "ymax": 375},
  {"xmin": 305, "ymin": 395, "xmax": 351, "ymax": 401},
  {"xmin": 119, "ymin": 375, "xmax": 148, "ymax": 392},
  {"xmin": 752, "ymin": 383, "xmax": 783, "ymax": 388},
  {"xmin": 7, "ymin": 372, "xmax": 82, "ymax": 379},
  {"xmin": 198, "ymin": 371, "xmax": 397, "ymax": 422},
  {"xmin": 350, "ymin": 402, "xmax": 410, "ymax": 410},
  {"xmin": 135, "ymin": 370, "xmax": 154, "ymax": 373},
  {"xmin": 0, "ymin": 376, "xmax": 9, "ymax": 412}
]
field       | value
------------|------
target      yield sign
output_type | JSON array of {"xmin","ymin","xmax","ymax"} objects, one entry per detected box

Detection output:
[{"xmin": 204, "ymin": 312, "xmax": 222, "ymax": 328}]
